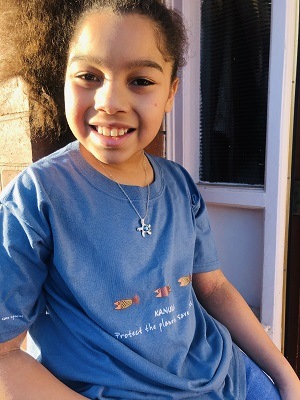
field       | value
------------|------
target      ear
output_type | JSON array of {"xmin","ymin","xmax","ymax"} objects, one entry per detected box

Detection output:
[{"xmin": 164, "ymin": 77, "xmax": 179, "ymax": 113}]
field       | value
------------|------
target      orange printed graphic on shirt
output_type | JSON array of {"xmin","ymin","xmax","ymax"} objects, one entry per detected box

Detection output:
[
  {"xmin": 155, "ymin": 285, "xmax": 172, "ymax": 298},
  {"xmin": 178, "ymin": 274, "xmax": 192, "ymax": 287},
  {"xmin": 114, "ymin": 295, "xmax": 140, "ymax": 310}
]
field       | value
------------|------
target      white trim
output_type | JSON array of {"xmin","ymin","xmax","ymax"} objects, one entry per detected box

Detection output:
[
  {"xmin": 168, "ymin": 0, "xmax": 299, "ymax": 348},
  {"xmin": 199, "ymin": 186, "xmax": 266, "ymax": 209},
  {"xmin": 166, "ymin": 0, "xmax": 183, "ymax": 165},
  {"xmin": 166, "ymin": 69, "xmax": 184, "ymax": 164},
  {"xmin": 166, "ymin": 0, "xmax": 200, "ymax": 181},
  {"xmin": 181, "ymin": 0, "xmax": 201, "ymax": 181},
  {"xmin": 260, "ymin": 0, "xmax": 298, "ymax": 348}
]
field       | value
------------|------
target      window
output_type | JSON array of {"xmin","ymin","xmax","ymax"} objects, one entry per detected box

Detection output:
[{"xmin": 199, "ymin": 0, "xmax": 272, "ymax": 186}]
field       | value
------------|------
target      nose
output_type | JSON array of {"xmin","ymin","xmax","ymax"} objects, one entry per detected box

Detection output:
[{"xmin": 94, "ymin": 80, "xmax": 129, "ymax": 115}]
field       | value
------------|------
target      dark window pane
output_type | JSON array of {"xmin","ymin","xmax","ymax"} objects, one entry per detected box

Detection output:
[{"xmin": 200, "ymin": 0, "xmax": 272, "ymax": 185}]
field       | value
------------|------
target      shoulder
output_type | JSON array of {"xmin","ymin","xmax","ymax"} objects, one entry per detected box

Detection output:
[
  {"xmin": 0, "ymin": 141, "xmax": 78, "ymax": 204},
  {"xmin": 148, "ymin": 155, "xmax": 202, "ymax": 209},
  {"xmin": 28, "ymin": 140, "xmax": 79, "ymax": 175},
  {"xmin": 148, "ymin": 155, "xmax": 196, "ymax": 186}
]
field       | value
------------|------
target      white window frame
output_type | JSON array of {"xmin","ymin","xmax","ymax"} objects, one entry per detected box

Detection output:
[{"xmin": 166, "ymin": 0, "xmax": 299, "ymax": 347}]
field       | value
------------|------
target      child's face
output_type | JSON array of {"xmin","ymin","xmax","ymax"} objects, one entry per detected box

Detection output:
[{"xmin": 64, "ymin": 11, "xmax": 178, "ymax": 169}]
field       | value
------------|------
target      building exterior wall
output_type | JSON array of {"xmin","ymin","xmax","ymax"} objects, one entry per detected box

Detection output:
[{"xmin": 0, "ymin": 77, "xmax": 31, "ymax": 191}]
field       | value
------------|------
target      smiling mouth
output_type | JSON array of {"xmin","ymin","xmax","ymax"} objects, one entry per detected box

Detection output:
[{"xmin": 91, "ymin": 126, "xmax": 135, "ymax": 137}]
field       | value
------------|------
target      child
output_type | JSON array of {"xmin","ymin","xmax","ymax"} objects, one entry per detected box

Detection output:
[{"xmin": 0, "ymin": 1, "xmax": 299, "ymax": 399}]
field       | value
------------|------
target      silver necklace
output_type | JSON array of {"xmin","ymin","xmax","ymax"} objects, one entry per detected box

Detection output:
[{"xmin": 98, "ymin": 154, "xmax": 152, "ymax": 238}]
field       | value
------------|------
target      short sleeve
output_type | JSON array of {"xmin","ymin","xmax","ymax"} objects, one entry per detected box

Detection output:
[
  {"xmin": 192, "ymin": 192, "xmax": 220, "ymax": 273},
  {"xmin": 0, "ymin": 174, "xmax": 52, "ymax": 342}
]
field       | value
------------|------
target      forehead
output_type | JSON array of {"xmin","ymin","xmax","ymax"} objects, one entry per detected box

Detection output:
[{"xmin": 68, "ymin": 12, "xmax": 168, "ymax": 69}]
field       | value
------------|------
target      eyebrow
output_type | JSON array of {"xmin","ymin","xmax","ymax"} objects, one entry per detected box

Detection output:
[{"xmin": 68, "ymin": 55, "xmax": 164, "ymax": 73}]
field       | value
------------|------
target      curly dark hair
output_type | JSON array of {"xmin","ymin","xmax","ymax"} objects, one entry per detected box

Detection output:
[{"xmin": 0, "ymin": 0, "xmax": 188, "ymax": 143}]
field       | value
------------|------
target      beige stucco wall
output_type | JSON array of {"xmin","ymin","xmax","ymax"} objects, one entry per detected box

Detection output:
[{"xmin": 0, "ymin": 77, "xmax": 32, "ymax": 191}]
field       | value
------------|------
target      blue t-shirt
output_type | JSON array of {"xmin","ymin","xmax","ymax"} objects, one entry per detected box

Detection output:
[{"xmin": 0, "ymin": 141, "xmax": 246, "ymax": 399}]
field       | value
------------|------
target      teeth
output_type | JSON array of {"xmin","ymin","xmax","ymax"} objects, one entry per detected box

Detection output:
[
  {"xmin": 111, "ymin": 128, "xmax": 118, "ymax": 137},
  {"xmin": 95, "ymin": 126, "xmax": 130, "ymax": 137},
  {"xmin": 103, "ymin": 127, "xmax": 111, "ymax": 136}
]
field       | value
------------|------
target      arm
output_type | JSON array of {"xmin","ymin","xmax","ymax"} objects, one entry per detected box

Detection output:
[
  {"xmin": 192, "ymin": 269, "xmax": 300, "ymax": 400},
  {"xmin": 0, "ymin": 332, "xmax": 88, "ymax": 400}
]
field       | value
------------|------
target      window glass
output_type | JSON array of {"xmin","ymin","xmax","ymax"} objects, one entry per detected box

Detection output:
[{"xmin": 199, "ymin": 0, "xmax": 272, "ymax": 185}]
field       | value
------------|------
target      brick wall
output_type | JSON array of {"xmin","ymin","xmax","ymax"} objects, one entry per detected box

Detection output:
[{"xmin": 0, "ymin": 77, "xmax": 32, "ymax": 191}]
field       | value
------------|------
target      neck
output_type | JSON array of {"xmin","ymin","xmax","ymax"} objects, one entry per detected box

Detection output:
[
  {"xmin": 99, "ymin": 155, "xmax": 152, "ymax": 187},
  {"xmin": 79, "ymin": 145, "xmax": 154, "ymax": 186}
]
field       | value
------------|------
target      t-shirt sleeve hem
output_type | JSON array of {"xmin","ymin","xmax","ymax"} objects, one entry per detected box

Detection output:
[
  {"xmin": 0, "ymin": 326, "xmax": 29, "ymax": 344},
  {"xmin": 193, "ymin": 259, "xmax": 221, "ymax": 274}
]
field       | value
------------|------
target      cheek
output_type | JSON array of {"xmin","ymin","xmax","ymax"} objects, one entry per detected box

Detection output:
[
  {"xmin": 64, "ymin": 102, "xmax": 83, "ymax": 133},
  {"xmin": 64, "ymin": 99, "xmax": 77, "ymax": 124},
  {"xmin": 64, "ymin": 85, "xmax": 76, "ymax": 116},
  {"xmin": 65, "ymin": 88, "xmax": 86, "ymax": 121},
  {"xmin": 146, "ymin": 108, "xmax": 165, "ymax": 132}
]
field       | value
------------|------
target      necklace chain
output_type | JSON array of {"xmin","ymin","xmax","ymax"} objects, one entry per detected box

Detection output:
[{"xmin": 98, "ymin": 154, "xmax": 152, "ymax": 237}]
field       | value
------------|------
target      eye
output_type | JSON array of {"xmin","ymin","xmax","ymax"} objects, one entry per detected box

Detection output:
[
  {"xmin": 78, "ymin": 73, "xmax": 100, "ymax": 82},
  {"xmin": 131, "ymin": 78, "xmax": 154, "ymax": 87}
]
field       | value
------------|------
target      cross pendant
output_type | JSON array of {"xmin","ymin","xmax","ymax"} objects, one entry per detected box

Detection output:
[{"xmin": 137, "ymin": 218, "xmax": 152, "ymax": 237}]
